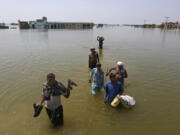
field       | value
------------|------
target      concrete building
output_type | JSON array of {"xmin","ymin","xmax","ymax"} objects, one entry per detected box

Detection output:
[
  {"xmin": 0, "ymin": 23, "xmax": 9, "ymax": 29},
  {"xmin": 29, "ymin": 17, "xmax": 48, "ymax": 29},
  {"xmin": 46, "ymin": 22, "xmax": 94, "ymax": 29},
  {"xmin": 24, "ymin": 17, "xmax": 94, "ymax": 29},
  {"xmin": 18, "ymin": 20, "xmax": 30, "ymax": 29}
]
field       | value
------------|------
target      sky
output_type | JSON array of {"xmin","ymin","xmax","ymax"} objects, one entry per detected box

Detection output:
[{"xmin": 0, "ymin": 0, "xmax": 179, "ymax": 24}]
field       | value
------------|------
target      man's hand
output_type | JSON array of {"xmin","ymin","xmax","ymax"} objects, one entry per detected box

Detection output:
[
  {"xmin": 89, "ymin": 79, "xmax": 91, "ymax": 83},
  {"xmin": 36, "ymin": 103, "xmax": 41, "ymax": 107},
  {"xmin": 105, "ymin": 72, "xmax": 109, "ymax": 76},
  {"xmin": 36, "ymin": 103, "xmax": 40, "ymax": 106}
]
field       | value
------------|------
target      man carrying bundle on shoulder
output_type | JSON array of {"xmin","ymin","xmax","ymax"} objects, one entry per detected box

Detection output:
[
  {"xmin": 35, "ymin": 73, "xmax": 77, "ymax": 127},
  {"xmin": 97, "ymin": 36, "xmax": 105, "ymax": 49}
]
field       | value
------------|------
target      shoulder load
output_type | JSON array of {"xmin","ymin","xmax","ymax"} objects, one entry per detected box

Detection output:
[{"xmin": 97, "ymin": 36, "xmax": 104, "ymax": 41}]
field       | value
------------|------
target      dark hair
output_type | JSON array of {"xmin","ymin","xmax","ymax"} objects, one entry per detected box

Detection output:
[
  {"xmin": 109, "ymin": 73, "xmax": 115, "ymax": 79},
  {"xmin": 47, "ymin": 73, "xmax": 55, "ymax": 79},
  {"xmin": 96, "ymin": 63, "xmax": 101, "ymax": 67}
]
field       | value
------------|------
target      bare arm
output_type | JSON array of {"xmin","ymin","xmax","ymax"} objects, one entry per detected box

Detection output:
[
  {"xmin": 88, "ymin": 55, "xmax": 91, "ymax": 66},
  {"xmin": 64, "ymin": 86, "xmax": 70, "ymax": 98},
  {"xmin": 124, "ymin": 70, "xmax": 128, "ymax": 78},
  {"xmin": 105, "ymin": 67, "xmax": 116, "ymax": 76},
  {"xmin": 36, "ymin": 96, "xmax": 45, "ymax": 106},
  {"xmin": 64, "ymin": 80, "xmax": 78, "ymax": 98}
]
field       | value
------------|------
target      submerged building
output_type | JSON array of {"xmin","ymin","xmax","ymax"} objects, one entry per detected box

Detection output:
[
  {"xmin": 0, "ymin": 23, "xmax": 9, "ymax": 29},
  {"xmin": 19, "ymin": 17, "xmax": 94, "ymax": 29}
]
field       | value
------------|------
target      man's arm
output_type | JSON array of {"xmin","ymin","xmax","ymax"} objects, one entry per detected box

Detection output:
[
  {"xmin": 123, "ymin": 69, "xmax": 128, "ymax": 78},
  {"xmin": 64, "ymin": 86, "xmax": 70, "ymax": 98},
  {"xmin": 36, "ymin": 85, "xmax": 48, "ymax": 106},
  {"xmin": 58, "ymin": 82, "xmax": 71, "ymax": 98},
  {"xmin": 88, "ymin": 55, "xmax": 91, "ymax": 67},
  {"xmin": 60, "ymin": 80, "xmax": 77, "ymax": 98},
  {"xmin": 105, "ymin": 67, "xmax": 116, "ymax": 76},
  {"xmin": 36, "ymin": 96, "xmax": 45, "ymax": 106}
]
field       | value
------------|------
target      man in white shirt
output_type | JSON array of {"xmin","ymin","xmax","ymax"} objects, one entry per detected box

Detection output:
[{"xmin": 36, "ymin": 73, "xmax": 77, "ymax": 127}]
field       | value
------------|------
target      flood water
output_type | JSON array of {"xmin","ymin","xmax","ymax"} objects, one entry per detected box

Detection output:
[{"xmin": 0, "ymin": 27, "xmax": 180, "ymax": 135}]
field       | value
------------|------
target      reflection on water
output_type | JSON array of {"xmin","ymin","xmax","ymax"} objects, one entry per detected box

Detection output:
[
  {"xmin": 98, "ymin": 49, "xmax": 103, "ymax": 59},
  {"xmin": 0, "ymin": 27, "xmax": 180, "ymax": 135}
]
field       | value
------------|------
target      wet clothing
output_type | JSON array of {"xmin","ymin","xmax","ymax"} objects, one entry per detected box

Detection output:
[
  {"xmin": 104, "ymin": 81, "xmax": 124, "ymax": 103},
  {"xmin": 46, "ymin": 105, "xmax": 64, "ymax": 126},
  {"xmin": 97, "ymin": 38, "xmax": 104, "ymax": 49},
  {"xmin": 88, "ymin": 52, "xmax": 99, "ymax": 69},
  {"xmin": 98, "ymin": 40, "xmax": 103, "ymax": 49},
  {"xmin": 42, "ymin": 81, "xmax": 67, "ymax": 126},
  {"xmin": 42, "ymin": 81, "xmax": 67, "ymax": 110},
  {"xmin": 116, "ymin": 68, "xmax": 127, "ymax": 85},
  {"xmin": 90, "ymin": 68, "xmax": 104, "ymax": 94},
  {"xmin": 89, "ymin": 61, "xmax": 97, "ymax": 69}
]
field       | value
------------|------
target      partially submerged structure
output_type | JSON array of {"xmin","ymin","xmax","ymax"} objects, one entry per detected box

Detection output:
[
  {"xmin": 0, "ymin": 23, "xmax": 9, "ymax": 29},
  {"xmin": 19, "ymin": 17, "xmax": 94, "ymax": 29}
]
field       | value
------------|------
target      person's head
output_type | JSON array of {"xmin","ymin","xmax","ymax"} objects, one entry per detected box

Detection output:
[
  {"xmin": 109, "ymin": 73, "xmax": 116, "ymax": 83},
  {"xmin": 117, "ymin": 61, "xmax": 124, "ymax": 69},
  {"xmin": 90, "ymin": 47, "xmax": 95, "ymax": 53},
  {"xmin": 96, "ymin": 63, "xmax": 101, "ymax": 70},
  {"xmin": 46, "ymin": 73, "xmax": 56, "ymax": 86}
]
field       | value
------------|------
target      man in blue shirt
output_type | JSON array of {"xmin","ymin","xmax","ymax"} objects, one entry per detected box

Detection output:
[
  {"xmin": 104, "ymin": 73, "xmax": 124, "ymax": 104},
  {"xmin": 89, "ymin": 63, "xmax": 104, "ymax": 95}
]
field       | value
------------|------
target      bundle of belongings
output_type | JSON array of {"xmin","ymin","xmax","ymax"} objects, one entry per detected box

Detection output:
[{"xmin": 111, "ymin": 94, "xmax": 136, "ymax": 108}]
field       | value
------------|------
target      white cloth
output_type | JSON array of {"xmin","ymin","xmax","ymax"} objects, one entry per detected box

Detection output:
[
  {"xmin": 120, "ymin": 95, "xmax": 136, "ymax": 107},
  {"xmin": 45, "ymin": 95, "xmax": 61, "ymax": 111}
]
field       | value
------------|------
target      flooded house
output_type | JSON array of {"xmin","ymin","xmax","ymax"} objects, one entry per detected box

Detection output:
[
  {"xmin": 19, "ymin": 17, "xmax": 94, "ymax": 29},
  {"xmin": 0, "ymin": 23, "xmax": 9, "ymax": 29}
]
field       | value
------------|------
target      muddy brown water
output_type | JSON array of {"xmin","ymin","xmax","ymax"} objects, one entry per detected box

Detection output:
[{"xmin": 0, "ymin": 27, "xmax": 180, "ymax": 135}]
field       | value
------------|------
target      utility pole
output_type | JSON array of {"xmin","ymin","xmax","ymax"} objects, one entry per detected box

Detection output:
[{"xmin": 164, "ymin": 16, "xmax": 170, "ymax": 29}]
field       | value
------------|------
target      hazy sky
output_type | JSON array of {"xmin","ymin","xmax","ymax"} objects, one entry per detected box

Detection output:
[{"xmin": 0, "ymin": 0, "xmax": 179, "ymax": 24}]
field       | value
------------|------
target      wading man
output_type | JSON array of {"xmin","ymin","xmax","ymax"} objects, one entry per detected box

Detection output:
[
  {"xmin": 88, "ymin": 48, "xmax": 99, "ymax": 69},
  {"xmin": 89, "ymin": 63, "xmax": 104, "ymax": 95},
  {"xmin": 36, "ymin": 73, "xmax": 77, "ymax": 127},
  {"xmin": 106, "ymin": 61, "xmax": 128, "ymax": 86},
  {"xmin": 97, "ymin": 36, "xmax": 104, "ymax": 49},
  {"xmin": 104, "ymin": 73, "xmax": 124, "ymax": 104}
]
